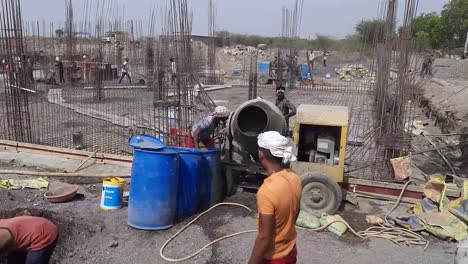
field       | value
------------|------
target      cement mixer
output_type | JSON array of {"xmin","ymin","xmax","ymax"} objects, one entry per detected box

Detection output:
[
  {"xmin": 221, "ymin": 99, "xmax": 348, "ymax": 216},
  {"xmin": 227, "ymin": 99, "xmax": 287, "ymax": 160}
]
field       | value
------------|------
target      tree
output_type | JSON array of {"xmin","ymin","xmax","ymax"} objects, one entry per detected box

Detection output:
[
  {"xmin": 441, "ymin": 0, "xmax": 468, "ymax": 50},
  {"xmin": 355, "ymin": 19, "xmax": 386, "ymax": 44},
  {"xmin": 411, "ymin": 13, "xmax": 444, "ymax": 50},
  {"xmin": 335, "ymin": 34, "xmax": 363, "ymax": 53},
  {"xmin": 55, "ymin": 28, "xmax": 64, "ymax": 38},
  {"xmin": 314, "ymin": 34, "xmax": 335, "ymax": 50}
]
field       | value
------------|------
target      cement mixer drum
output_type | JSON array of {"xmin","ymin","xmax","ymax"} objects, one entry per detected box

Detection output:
[{"xmin": 229, "ymin": 99, "xmax": 287, "ymax": 160}]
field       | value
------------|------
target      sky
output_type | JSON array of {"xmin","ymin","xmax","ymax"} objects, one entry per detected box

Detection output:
[{"xmin": 21, "ymin": 0, "xmax": 450, "ymax": 39}]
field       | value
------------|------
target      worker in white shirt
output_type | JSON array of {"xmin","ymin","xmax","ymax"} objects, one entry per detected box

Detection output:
[
  {"xmin": 170, "ymin": 58, "xmax": 176, "ymax": 85},
  {"xmin": 119, "ymin": 58, "xmax": 131, "ymax": 84}
]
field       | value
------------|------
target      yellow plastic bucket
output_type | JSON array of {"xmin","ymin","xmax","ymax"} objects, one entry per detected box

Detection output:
[{"xmin": 100, "ymin": 177, "xmax": 124, "ymax": 210}]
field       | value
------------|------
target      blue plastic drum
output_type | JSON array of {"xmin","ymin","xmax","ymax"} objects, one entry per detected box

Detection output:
[
  {"xmin": 128, "ymin": 148, "xmax": 179, "ymax": 230},
  {"xmin": 166, "ymin": 147, "xmax": 203, "ymax": 219},
  {"xmin": 199, "ymin": 148, "xmax": 224, "ymax": 210}
]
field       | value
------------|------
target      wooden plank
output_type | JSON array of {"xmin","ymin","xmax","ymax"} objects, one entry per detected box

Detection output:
[
  {"xmin": 343, "ymin": 183, "xmax": 424, "ymax": 200},
  {"xmin": 353, "ymin": 191, "xmax": 421, "ymax": 204},
  {"xmin": 0, "ymin": 170, "xmax": 130, "ymax": 178},
  {"xmin": 345, "ymin": 177, "xmax": 461, "ymax": 198},
  {"xmin": 0, "ymin": 140, "xmax": 132, "ymax": 167}
]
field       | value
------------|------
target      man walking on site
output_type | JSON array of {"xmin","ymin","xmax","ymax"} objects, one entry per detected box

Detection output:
[
  {"xmin": 275, "ymin": 87, "xmax": 296, "ymax": 130},
  {"xmin": 119, "ymin": 58, "xmax": 131, "ymax": 84},
  {"xmin": 82, "ymin": 55, "xmax": 90, "ymax": 83},
  {"xmin": 323, "ymin": 50, "xmax": 329, "ymax": 67},
  {"xmin": 170, "ymin": 58, "xmax": 177, "ymax": 86},
  {"xmin": 0, "ymin": 216, "xmax": 58, "ymax": 264},
  {"xmin": 55, "ymin": 57, "xmax": 65, "ymax": 84},
  {"xmin": 2, "ymin": 59, "xmax": 11, "ymax": 80},
  {"xmin": 420, "ymin": 52, "xmax": 434, "ymax": 78},
  {"xmin": 249, "ymin": 131, "xmax": 302, "ymax": 264}
]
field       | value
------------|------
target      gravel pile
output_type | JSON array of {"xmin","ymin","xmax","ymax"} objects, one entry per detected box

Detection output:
[
  {"xmin": 219, "ymin": 45, "xmax": 274, "ymax": 61},
  {"xmin": 433, "ymin": 58, "xmax": 468, "ymax": 80}
]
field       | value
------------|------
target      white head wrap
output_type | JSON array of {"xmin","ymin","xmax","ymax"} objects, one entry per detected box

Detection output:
[
  {"xmin": 55, "ymin": 57, "xmax": 60, "ymax": 61},
  {"xmin": 213, "ymin": 106, "xmax": 229, "ymax": 117},
  {"xmin": 276, "ymin": 89, "xmax": 285, "ymax": 95},
  {"xmin": 258, "ymin": 131, "xmax": 297, "ymax": 164}
]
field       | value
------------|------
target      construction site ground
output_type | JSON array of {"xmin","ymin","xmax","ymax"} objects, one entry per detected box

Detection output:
[
  {"xmin": 420, "ymin": 58, "xmax": 468, "ymax": 132},
  {"xmin": 1, "ymin": 82, "xmax": 460, "ymax": 178},
  {"xmin": 0, "ymin": 149, "xmax": 457, "ymax": 264},
  {"xmin": 0, "ymin": 57, "xmax": 465, "ymax": 263}
]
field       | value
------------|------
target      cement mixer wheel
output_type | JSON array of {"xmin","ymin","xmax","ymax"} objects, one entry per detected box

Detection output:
[
  {"xmin": 300, "ymin": 172, "xmax": 342, "ymax": 217},
  {"xmin": 258, "ymin": 75, "xmax": 269, "ymax": 85}
]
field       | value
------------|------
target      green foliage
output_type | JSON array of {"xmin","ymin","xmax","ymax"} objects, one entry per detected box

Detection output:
[
  {"xmin": 411, "ymin": 12, "xmax": 445, "ymax": 50},
  {"xmin": 215, "ymin": 31, "xmax": 301, "ymax": 49},
  {"xmin": 55, "ymin": 28, "xmax": 64, "ymax": 38},
  {"xmin": 333, "ymin": 34, "xmax": 367, "ymax": 53},
  {"xmin": 215, "ymin": 1, "xmax": 467, "ymax": 54},
  {"xmin": 408, "ymin": 0, "xmax": 467, "ymax": 52},
  {"xmin": 215, "ymin": 31, "xmax": 367, "ymax": 52},
  {"xmin": 355, "ymin": 19, "xmax": 386, "ymax": 44},
  {"xmin": 314, "ymin": 34, "xmax": 335, "ymax": 50},
  {"xmin": 441, "ymin": 0, "xmax": 468, "ymax": 49}
]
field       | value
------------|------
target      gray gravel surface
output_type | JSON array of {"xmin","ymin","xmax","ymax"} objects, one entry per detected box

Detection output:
[
  {"xmin": 433, "ymin": 58, "xmax": 468, "ymax": 80},
  {"xmin": 0, "ymin": 143, "xmax": 458, "ymax": 264},
  {"xmin": 0, "ymin": 181, "xmax": 457, "ymax": 264}
]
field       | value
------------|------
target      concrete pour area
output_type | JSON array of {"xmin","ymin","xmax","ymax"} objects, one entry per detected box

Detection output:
[{"xmin": 0, "ymin": 149, "xmax": 457, "ymax": 264}]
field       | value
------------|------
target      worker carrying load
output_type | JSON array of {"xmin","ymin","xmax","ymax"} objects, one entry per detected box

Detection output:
[
  {"xmin": 307, "ymin": 49, "xmax": 315, "ymax": 64},
  {"xmin": 190, "ymin": 106, "xmax": 230, "ymax": 149},
  {"xmin": 305, "ymin": 49, "xmax": 317, "ymax": 86},
  {"xmin": 323, "ymin": 50, "xmax": 330, "ymax": 67},
  {"xmin": 248, "ymin": 131, "xmax": 302, "ymax": 264},
  {"xmin": 0, "ymin": 216, "xmax": 58, "ymax": 264}
]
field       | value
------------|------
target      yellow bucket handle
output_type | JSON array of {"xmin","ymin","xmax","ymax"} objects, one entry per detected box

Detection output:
[{"xmin": 103, "ymin": 177, "xmax": 125, "ymax": 185}]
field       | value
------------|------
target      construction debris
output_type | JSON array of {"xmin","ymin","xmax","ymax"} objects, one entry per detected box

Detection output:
[
  {"xmin": 220, "ymin": 45, "xmax": 273, "ymax": 61},
  {"xmin": 335, "ymin": 64, "xmax": 374, "ymax": 82},
  {"xmin": 396, "ymin": 176, "xmax": 468, "ymax": 241},
  {"xmin": 0, "ymin": 177, "xmax": 48, "ymax": 189}
]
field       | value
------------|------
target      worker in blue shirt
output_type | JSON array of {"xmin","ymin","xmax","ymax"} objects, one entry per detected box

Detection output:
[{"xmin": 191, "ymin": 106, "xmax": 230, "ymax": 148}]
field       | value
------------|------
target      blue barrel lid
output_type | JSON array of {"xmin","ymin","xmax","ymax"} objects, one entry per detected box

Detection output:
[{"xmin": 128, "ymin": 134, "xmax": 166, "ymax": 150}]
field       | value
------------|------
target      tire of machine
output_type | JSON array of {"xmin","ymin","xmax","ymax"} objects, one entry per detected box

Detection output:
[
  {"xmin": 300, "ymin": 172, "xmax": 343, "ymax": 216},
  {"xmin": 258, "ymin": 75, "xmax": 269, "ymax": 85},
  {"xmin": 223, "ymin": 167, "xmax": 239, "ymax": 196}
]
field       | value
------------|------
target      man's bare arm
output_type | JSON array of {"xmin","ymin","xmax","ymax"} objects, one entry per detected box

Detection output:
[
  {"xmin": 285, "ymin": 100, "xmax": 297, "ymax": 119},
  {"xmin": 0, "ymin": 229, "xmax": 13, "ymax": 257},
  {"xmin": 192, "ymin": 128, "xmax": 201, "ymax": 148},
  {"xmin": 248, "ymin": 214, "xmax": 275, "ymax": 264}
]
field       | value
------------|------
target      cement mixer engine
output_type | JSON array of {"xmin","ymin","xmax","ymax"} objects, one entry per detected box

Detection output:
[{"xmin": 221, "ymin": 101, "xmax": 348, "ymax": 216}]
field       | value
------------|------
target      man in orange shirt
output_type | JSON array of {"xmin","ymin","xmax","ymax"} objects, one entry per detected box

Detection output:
[
  {"xmin": 0, "ymin": 216, "xmax": 58, "ymax": 264},
  {"xmin": 249, "ymin": 131, "xmax": 302, "ymax": 264}
]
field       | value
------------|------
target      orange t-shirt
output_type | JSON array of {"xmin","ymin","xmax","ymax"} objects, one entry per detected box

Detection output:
[
  {"xmin": 257, "ymin": 169, "xmax": 302, "ymax": 260},
  {"xmin": 0, "ymin": 216, "xmax": 58, "ymax": 251}
]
